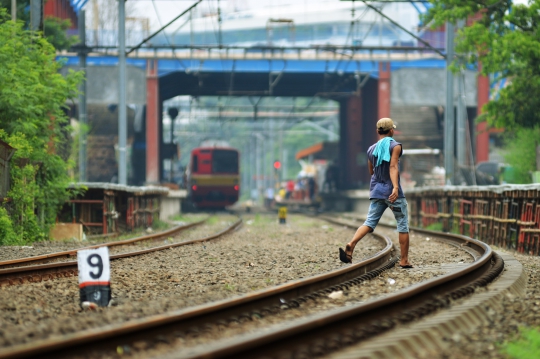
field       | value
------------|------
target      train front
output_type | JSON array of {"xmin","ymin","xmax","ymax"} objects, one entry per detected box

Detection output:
[{"xmin": 188, "ymin": 147, "xmax": 240, "ymax": 209}]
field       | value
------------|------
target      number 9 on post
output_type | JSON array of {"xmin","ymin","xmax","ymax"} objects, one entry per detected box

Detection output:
[{"xmin": 77, "ymin": 247, "xmax": 111, "ymax": 307}]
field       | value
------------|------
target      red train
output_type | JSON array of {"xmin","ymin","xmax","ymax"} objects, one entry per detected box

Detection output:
[{"xmin": 186, "ymin": 146, "xmax": 240, "ymax": 209}]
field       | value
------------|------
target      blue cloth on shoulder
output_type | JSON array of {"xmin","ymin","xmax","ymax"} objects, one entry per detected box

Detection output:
[{"xmin": 372, "ymin": 137, "xmax": 395, "ymax": 167}]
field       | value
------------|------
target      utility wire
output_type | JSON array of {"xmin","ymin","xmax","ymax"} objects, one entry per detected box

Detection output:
[
  {"xmin": 360, "ymin": 0, "xmax": 446, "ymax": 58},
  {"xmin": 128, "ymin": 0, "xmax": 202, "ymax": 55}
]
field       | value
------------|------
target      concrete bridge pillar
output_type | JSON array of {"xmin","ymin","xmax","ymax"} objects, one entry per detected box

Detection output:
[
  {"xmin": 146, "ymin": 60, "xmax": 160, "ymax": 184},
  {"xmin": 338, "ymin": 80, "xmax": 379, "ymax": 190},
  {"xmin": 339, "ymin": 96, "xmax": 363, "ymax": 189}
]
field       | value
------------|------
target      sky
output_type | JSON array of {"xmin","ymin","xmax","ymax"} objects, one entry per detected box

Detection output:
[
  {"xmin": 125, "ymin": 0, "xmax": 533, "ymax": 33},
  {"xmin": 130, "ymin": 0, "xmax": 412, "ymax": 32}
]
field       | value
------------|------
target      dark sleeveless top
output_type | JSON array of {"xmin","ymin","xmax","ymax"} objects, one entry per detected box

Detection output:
[{"xmin": 367, "ymin": 140, "xmax": 404, "ymax": 200}]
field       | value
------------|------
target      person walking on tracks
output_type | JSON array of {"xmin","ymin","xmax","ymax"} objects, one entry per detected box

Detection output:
[{"xmin": 339, "ymin": 118, "xmax": 412, "ymax": 268}]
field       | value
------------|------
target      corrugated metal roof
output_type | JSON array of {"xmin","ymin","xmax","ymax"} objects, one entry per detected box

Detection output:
[{"xmin": 72, "ymin": 182, "xmax": 169, "ymax": 195}]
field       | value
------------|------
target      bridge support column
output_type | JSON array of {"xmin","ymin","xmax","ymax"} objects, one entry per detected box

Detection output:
[
  {"xmin": 339, "ymin": 96, "xmax": 364, "ymax": 189},
  {"xmin": 378, "ymin": 62, "xmax": 391, "ymax": 120},
  {"xmin": 146, "ymin": 59, "xmax": 160, "ymax": 184},
  {"xmin": 476, "ymin": 70, "xmax": 489, "ymax": 163}
]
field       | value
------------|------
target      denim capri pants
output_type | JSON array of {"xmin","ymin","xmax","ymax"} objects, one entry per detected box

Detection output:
[{"xmin": 363, "ymin": 198, "xmax": 409, "ymax": 233}]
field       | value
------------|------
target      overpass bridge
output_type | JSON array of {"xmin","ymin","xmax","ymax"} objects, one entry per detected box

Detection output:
[{"xmin": 61, "ymin": 43, "xmax": 488, "ymax": 189}]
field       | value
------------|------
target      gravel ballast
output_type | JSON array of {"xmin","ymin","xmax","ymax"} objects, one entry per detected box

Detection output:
[
  {"xmin": 0, "ymin": 213, "xmax": 531, "ymax": 359},
  {"xmin": 1, "ymin": 214, "xmax": 382, "ymax": 349}
]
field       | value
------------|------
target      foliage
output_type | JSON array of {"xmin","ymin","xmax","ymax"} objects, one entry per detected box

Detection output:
[
  {"xmin": 502, "ymin": 126, "xmax": 540, "ymax": 183},
  {"xmin": 0, "ymin": 10, "xmax": 82, "ymax": 244},
  {"xmin": 0, "ymin": 0, "xmax": 77, "ymax": 50},
  {"xmin": 423, "ymin": 0, "xmax": 540, "ymax": 130},
  {"xmin": 500, "ymin": 327, "xmax": 540, "ymax": 359},
  {"xmin": 44, "ymin": 17, "xmax": 78, "ymax": 51}
]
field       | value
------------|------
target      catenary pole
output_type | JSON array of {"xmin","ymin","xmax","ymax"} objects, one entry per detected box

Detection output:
[
  {"xmin": 78, "ymin": 10, "xmax": 88, "ymax": 181},
  {"xmin": 118, "ymin": 0, "xmax": 127, "ymax": 185},
  {"xmin": 444, "ymin": 21, "xmax": 455, "ymax": 185},
  {"xmin": 456, "ymin": 20, "xmax": 466, "ymax": 175},
  {"xmin": 11, "ymin": 0, "xmax": 16, "ymax": 21}
]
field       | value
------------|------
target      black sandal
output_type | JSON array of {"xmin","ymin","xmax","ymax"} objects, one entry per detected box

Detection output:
[{"xmin": 339, "ymin": 247, "xmax": 352, "ymax": 263}]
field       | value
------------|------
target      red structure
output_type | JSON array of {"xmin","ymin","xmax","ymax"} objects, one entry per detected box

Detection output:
[
  {"xmin": 340, "ymin": 96, "xmax": 363, "ymax": 188},
  {"xmin": 146, "ymin": 60, "xmax": 160, "ymax": 184},
  {"xmin": 378, "ymin": 62, "xmax": 391, "ymax": 120},
  {"xmin": 476, "ymin": 67, "xmax": 490, "ymax": 163},
  {"xmin": 44, "ymin": 0, "xmax": 78, "ymax": 29}
]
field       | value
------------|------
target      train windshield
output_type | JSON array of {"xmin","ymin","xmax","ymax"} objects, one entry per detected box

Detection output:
[{"xmin": 212, "ymin": 150, "xmax": 238, "ymax": 173}]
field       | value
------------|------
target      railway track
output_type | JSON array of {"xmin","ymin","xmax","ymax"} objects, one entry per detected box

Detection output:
[
  {"xmin": 0, "ymin": 214, "xmax": 507, "ymax": 359},
  {"xmin": 0, "ymin": 217, "xmax": 244, "ymax": 287}
]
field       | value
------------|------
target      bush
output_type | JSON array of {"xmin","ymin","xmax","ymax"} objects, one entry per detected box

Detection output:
[
  {"xmin": 0, "ymin": 10, "xmax": 82, "ymax": 244},
  {"xmin": 503, "ymin": 126, "xmax": 540, "ymax": 184}
]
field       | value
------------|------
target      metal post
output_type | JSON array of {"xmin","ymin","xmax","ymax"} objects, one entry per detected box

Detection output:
[
  {"xmin": 78, "ymin": 10, "xmax": 88, "ymax": 181},
  {"xmin": 255, "ymin": 134, "xmax": 261, "ymax": 204},
  {"xmin": 457, "ymin": 72, "xmax": 466, "ymax": 169},
  {"xmin": 11, "ymin": 0, "xmax": 16, "ymax": 21},
  {"xmin": 456, "ymin": 20, "xmax": 466, "ymax": 174},
  {"xmin": 93, "ymin": 0, "xmax": 99, "ymax": 46},
  {"xmin": 30, "ymin": 0, "xmax": 41, "ymax": 31},
  {"xmin": 444, "ymin": 21, "xmax": 455, "ymax": 185},
  {"xmin": 118, "ymin": 0, "xmax": 127, "ymax": 185}
]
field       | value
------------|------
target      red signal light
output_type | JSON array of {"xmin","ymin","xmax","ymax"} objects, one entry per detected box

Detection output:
[
  {"xmin": 192, "ymin": 185, "xmax": 198, "ymax": 191},
  {"xmin": 234, "ymin": 185, "xmax": 239, "ymax": 191},
  {"xmin": 273, "ymin": 161, "xmax": 281, "ymax": 169}
]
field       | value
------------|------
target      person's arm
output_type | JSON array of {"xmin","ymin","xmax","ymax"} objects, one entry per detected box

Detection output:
[
  {"xmin": 388, "ymin": 144, "xmax": 401, "ymax": 202},
  {"xmin": 368, "ymin": 159, "xmax": 374, "ymax": 176}
]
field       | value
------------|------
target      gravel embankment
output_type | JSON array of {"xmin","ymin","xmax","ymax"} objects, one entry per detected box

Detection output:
[{"xmin": 425, "ymin": 248, "xmax": 540, "ymax": 359}]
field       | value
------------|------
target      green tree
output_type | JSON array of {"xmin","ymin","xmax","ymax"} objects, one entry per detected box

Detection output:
[
  {"xmin": 44, "ymin": 17, "xmax": 79, "ymax": 51},
  {"xmin": 0, "ymin": 9, "xmax": 82, "ymax": 244},
  {"xmin": 0, "ymin": 0, "xmax": 77, "ymax": 50},
  {"xmin": 423, "ymin": 0, "xmax": 540, "ymax": 130},
  {"xmin": 502, "ymin": 126, "xmax": 540, "ymax": 183}
]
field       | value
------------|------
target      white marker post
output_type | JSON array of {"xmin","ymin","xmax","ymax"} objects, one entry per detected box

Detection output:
[{"xmin": 77, "ymin": 247, "xmax": 111, "ymax": 307}]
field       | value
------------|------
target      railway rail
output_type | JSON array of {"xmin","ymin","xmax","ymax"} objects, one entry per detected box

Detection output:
[
  {"xmin": 0, "ymin": 214, "xmax": 506, "ymax": 359},
  {"xmin": 0, "ymin": 217, "xmax": 243, "ymax": 287}
]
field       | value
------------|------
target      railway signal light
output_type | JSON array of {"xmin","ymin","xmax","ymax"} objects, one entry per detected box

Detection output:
[{"xmin": 273, "ymin": 161, "xmax": 281, "ymax": 170}]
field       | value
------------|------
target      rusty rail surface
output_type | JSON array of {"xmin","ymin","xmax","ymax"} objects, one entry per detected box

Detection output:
[
  {"xmin": 170, "ymin": 216, "xmax": 502, "ymax": 359},
  {"xmin": 0, "ymin": 218, "xmax": 208, "ymax": 269},
  {"xmin": 0, "ymin": 218, "xmax": 242, "ymax": 287},
  {"xmin": 0, "ymin": 226, "xmax": 394, "ymax": 359}
]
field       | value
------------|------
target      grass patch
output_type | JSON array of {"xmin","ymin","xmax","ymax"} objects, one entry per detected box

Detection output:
[
  {"xmin": 152, "ymin": 220, "xmax": 171, "ymax": 231},
  {"xmin": 170, "ymin": 214, "xmax": 207, "ymax": 223},
  {"xmin": 425, "ymin": 222, "xmax": 443, "ymax": 231},
  {"xmin": 500, "ymin": 327, "xmax": 540, "ymax": 359}
]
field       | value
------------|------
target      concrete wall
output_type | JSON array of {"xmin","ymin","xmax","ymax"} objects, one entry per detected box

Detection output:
[
  {"xmin": 160, "ymin": 190, "xmax": 187, "ymax": 221},
  {"xmin": 60, "ymin": 65, "xmax": 146, "ymax": 104},
  {"xmin": 391, "ymin": 68, "xmax": 477, "ymax": 107}
]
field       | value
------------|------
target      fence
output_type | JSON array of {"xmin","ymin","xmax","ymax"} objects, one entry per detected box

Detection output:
[{"xmin": 407, "ymin": 184, "xmax": 540, "ymax": 255}]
